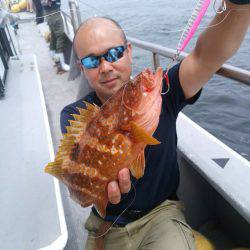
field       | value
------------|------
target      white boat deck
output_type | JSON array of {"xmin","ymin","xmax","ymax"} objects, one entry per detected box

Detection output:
[
  {"xmin": 0, "ymin": 53, "xmax": 68, "ymax": 249},
  {"xmin": 0, "ymin": 13, "xmax": 89, "ymax": 250}
]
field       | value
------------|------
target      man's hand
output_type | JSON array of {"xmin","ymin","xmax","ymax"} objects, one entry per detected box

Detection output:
[{"xmin": 107, "ymin": 168, "xmax": 131, "ymax": 204}]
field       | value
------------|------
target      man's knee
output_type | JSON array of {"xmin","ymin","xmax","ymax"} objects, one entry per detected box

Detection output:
[
  {"xmin": 139, "ymin": 216, "xmax": 196, "ymax": 250},
  {"xmin": 170, "ymin": 218, "xmax": 196, "ymax": 250}
]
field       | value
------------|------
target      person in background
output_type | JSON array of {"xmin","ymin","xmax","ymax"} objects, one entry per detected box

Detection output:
[
  {"xmin": 42, "ymin": 0, "xmax": 70, "ymax": 73},
  {"xmin": 32, "ymin": 0, "xmax": 44, "ymax": 24},
  {"xmin": 26, "ymin": 0, "xmax": 34, "ymax": 12}
]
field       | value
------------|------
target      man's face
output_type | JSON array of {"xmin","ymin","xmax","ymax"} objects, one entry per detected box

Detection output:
[{"xmin": 74, "ymin": 20, "xmax": 132, "ymax": 103}]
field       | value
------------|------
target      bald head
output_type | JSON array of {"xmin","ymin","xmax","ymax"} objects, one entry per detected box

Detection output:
[
  {"xmin": 73, "ymin": 17, "xmax": 127, "ymax": 58},
  {"xmin": 71, "ymin": 17, "xmax": 132, "ymax": 103}
]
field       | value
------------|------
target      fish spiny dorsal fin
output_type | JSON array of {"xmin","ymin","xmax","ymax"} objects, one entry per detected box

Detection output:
[
  {"xmin": 77, "ymin": 107, "xmax": 86, "ymax": 115},
  {"xmin": 83, "ymin": 101, "xmax": 98, "ymax": 112},
  {"xmin": 45, "ymin": 102, "xmax": 100, "ymax": 180},
  {"xmin": 69, "ymin": 120, "xmax": 83, "ymax": 128},
  {"xmin": 45, "ymin": 133, "xmax": 76, "ymax": 177},
  {"xmin": 45, "ymin": 160, "xmax": 64, "ymax": 179},
  {"xmin": 59, "ymin": 145, "xmax": 74, "ymax": 151},
  {"xmin": 55, "ymin": 153, "xmax": 68, "ymax": 161},
  {"xmin": 66, "ymin": 125, "xmax": 82, "ymax": 135},
  {"xmin": 69, "ymin": 101, "xmax": 100, "ymax": 126},
  {"xmin": 76, "ymin": 108, "xmax": 95, "ymax": 124},
  {"xmin": 61, "ymin": 136, "xmax": 75, "ymax": 145},
  {"xmin": 72, "ymin": 114, "xmax": 86, "ymax": 122},
  {"xmin": 129, "ymin": 151, "xmax": 146, "ymax": 179},
  {"xmin": 129, "ymin": 121, "xmax": 161, "ymax": 145},
  {"xmin": 54, "ymin": 135, "xmax": 75, "ymax": 162},
  {"xmin": 63, "ymin": 133, "xmax": 75, "ymax": 139}
]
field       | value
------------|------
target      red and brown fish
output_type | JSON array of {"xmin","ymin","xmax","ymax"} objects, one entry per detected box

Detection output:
[{"xmin": 45, "ymin": 67, "xmax": 163, "ymax": 217}]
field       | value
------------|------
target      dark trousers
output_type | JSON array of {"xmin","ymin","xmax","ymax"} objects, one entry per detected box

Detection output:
[
  {"xmin": 32, "ymin": 0, "xmax": 44, "ymax": 24},
  {"xmin": 46, "ymin": 11, "xmax": 68, "ymax": 53}
]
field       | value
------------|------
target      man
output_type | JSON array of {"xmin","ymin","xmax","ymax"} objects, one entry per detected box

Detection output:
[
  {"xmin": 42, "ymin": 0, "xmax": 70, "ymax": 72},
  {"xmin": 61, "ymin": 1, "xmax": 250, "ymax": 249}
]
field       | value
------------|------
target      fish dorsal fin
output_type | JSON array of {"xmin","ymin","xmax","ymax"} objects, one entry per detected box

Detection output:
[
  {"xmin": 69, "ymin": 120, "xmax": 84, "ymax": 128},
  {"xmin": 65, "ymin": 102, "xmax": 100, "ymax": 137},
  {"xmin": 83, "ymin": 101, "xmax": 99, "ymax": 112},
  {"xmin": 45, "ymin": 102, "xmax": 100, "ymax": 179},
  {"xmin": 130, "ymin": 121, "xmax": 160, "ymax": 145},
  {"xmin": 47, "ymin": 127, "xmax": 79, "ymax": 177},
  {"xmin": 71, "ymin": 114, "xmax": 86, "ymax": 122},
  {"xmin": 129, "ymin": 151, "xmax": 145, "ymax": 179},
  {"xmin": 74, "ymin": 101, "xmax": 99, "ymax": 124},
  {"xmin": 45, "ymin": 136, "xmax": 75, "ymax": 178}
]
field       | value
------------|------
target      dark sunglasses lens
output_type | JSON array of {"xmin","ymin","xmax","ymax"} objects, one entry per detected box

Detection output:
[
  {"xmin": 81, "ymin": 46, "xmax": 126, "ymax": 69},
  {"xmin": 105, "ymin": 46, "xmax": 125, "ymax": 63},
  {"xmin": 82, "ymin": 56, "xmax": 99, "ymax": 69}
]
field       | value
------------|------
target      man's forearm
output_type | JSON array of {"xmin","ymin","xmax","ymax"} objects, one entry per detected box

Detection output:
[{"xmin": 194, "ymin": 0, "xmax": 250, "ymax": 72}]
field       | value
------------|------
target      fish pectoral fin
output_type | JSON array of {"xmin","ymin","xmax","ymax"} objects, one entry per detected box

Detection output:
[
  {"xmin": 130, "ymin": 151, "xmax": 145, "ymax": 179},
  {"xmin": 130, "ymin": 121, "xmax": 160, "ymax": 145},
  {"xmin": 44, "ymin": 160, "xmax": 64, "ymax": 179}
]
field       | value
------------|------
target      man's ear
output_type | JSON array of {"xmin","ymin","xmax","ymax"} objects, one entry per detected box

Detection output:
[{"xmin": 76, "ymin": 61, "xmax": 83, "ymax": 71}]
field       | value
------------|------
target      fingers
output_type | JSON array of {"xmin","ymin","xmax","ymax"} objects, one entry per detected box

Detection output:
[
  {"xmin": 118, "ymin": 168, "xmax": 131, "ymax": 194},
  {"xmin": 107, "ymin": 168, "xmax": 131, "ymax": 204},
  {"xmin": 108, "ymin": 181, "xmax": 121, "ymax": 204}
]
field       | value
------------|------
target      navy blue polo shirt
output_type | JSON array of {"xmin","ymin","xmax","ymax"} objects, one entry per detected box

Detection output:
[{"xmin": 60, "ymin": 62, "xmax": 201, "ymax": 224}]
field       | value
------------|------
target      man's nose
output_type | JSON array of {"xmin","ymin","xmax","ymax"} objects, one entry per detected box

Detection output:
[{"xmin": 99, "ymin": 57, "xmax": 113, "ymax": 73}]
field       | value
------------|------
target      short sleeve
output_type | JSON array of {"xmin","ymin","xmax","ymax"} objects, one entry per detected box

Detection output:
[
  {"xmin": 162, "ymin": 62, "xmax": 202, "ymax": 117},
  {"xmin": 60, "ymin": 92, "xmax": 100, "ymax": 134},
  {"xmin": 60, "ymin": 98, "xmax": 87, "ymax": 134},
  {"xmin": 60, "ymin": 105, "xmax": 78, "ymax": 134}
]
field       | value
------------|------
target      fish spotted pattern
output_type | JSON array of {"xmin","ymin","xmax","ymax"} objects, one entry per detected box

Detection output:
[{"xmin": 45, "ymin": 67, "xmax": 163, "ymax": 217}]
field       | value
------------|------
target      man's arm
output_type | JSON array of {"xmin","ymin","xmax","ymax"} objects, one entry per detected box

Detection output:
[
  {"xmin": 109, "ymin": 1, "xmax": 250, "ymax": 205},
  {"xmin": 180, "ymin": 0, "xmax": 250, "ymax": 99}
]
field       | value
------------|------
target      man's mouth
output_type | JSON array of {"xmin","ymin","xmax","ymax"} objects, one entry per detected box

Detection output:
[{"xmin": 101, "ymin": 78, "xmax": 118, "ymax": 86}]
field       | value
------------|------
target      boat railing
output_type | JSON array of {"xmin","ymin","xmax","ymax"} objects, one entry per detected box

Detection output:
[
  {"xmin": 0, "ymin": 13, "xmax": 19, "ymax": 96},
  {"xmin": 66, "ymin": 0, "xmax": 250, "ymax": 85}
]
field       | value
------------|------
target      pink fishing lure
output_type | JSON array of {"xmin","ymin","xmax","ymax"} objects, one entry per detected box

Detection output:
[{"xmin": 177, "ymin": 0, "xmax": 211, "ymax": 53}]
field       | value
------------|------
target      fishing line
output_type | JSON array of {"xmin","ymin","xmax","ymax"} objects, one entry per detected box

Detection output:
[
  {"xmin": 78, "ymin": 6, "xmax": 249, "ymax": 34},
  {"xmin": 90, "ymin": 181, "xmax": 137, "ymax": 239},
  {"xmin": 4, "ymin": 5, "xmax": 249, "ymax": 35},
  {"xmin": 121, "ymin": 81, "xmax": 136, "ymax": 111},
  {"xmin": 76, "ymin": 0, "xmax": 250, "ymax": 33}
]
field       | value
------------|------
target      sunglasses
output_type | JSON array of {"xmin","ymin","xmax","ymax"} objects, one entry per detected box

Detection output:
[{"xmin": 79, "ymin": 45, "xmax": 127, "ymax": 69}]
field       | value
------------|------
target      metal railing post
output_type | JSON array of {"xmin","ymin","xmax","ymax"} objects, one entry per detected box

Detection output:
[
  {"xmin": 127, "ymin": 36, "xmax": 250, "ymax": 85},
  {"xmin": 152, "ymin": 53, "xmax": 160, "ymax": 71},
  {"xmin": 75, "ymin": 0, "xmax": 82, "ymax": 28},
  {"xmin": 68, "ymin": 0, "xmax": 78, "ymax": 32},
  {"xmin": 62, "ymin": 12, "xmax": 69, "ymax": 36}
]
